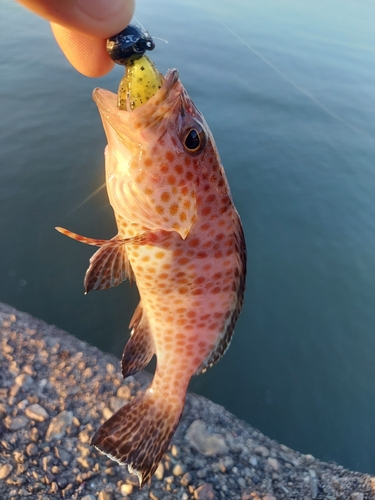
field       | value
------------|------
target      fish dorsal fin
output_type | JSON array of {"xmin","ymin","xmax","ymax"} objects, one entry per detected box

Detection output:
[
  {"xmin": 196, "ymin": 216, "xmax": 247, "ymax": 375},
  {"xmin": 122, "ymin": 302, "xmax": 155, "ymax": 378}
]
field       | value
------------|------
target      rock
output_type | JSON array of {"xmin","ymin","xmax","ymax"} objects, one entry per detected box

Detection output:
[
  {"xmin": 98, "ymin": 491, "xmax": 114, "ymax": 500},
  {"xmin": 106, "ymin": 363, "xmax": 116, "ymax": 375},
  {"xmin": 25, "ymin": 443, "xmax": 38, "ymax": 456},
  {"xmin": 0, "ymin": 403, "xmax": 7, "ymax": 418},
  {"xmin": 351, "ymin": 494, "xmax": 364, "ymax": 500},
  {"xmin": 78, "ymin": 428, "xmax": 91, "ymax": 444},
  {"xmin": 45, "ymin": 410, "xmax": 73, "ymax": 441},
  {"xmin": 109, "ymin": 396, "xmax": 124, "ymax": 412},
  {"xmin": 254, "ymin": 445, "xmax": 270, "ymax": 457},
  {"xmin": 194, "ymin": 483, "xmax": 216, "ymax": 500},
  {"xmin": 25, "ymin": 403, "xmax": 49, "ymax": 422},
  {"xmin": 120, "ymin": 483, "xmax": 133, "ymax": 495},
  {"xmin": 0, "ymin": 464, "xmax": 13, "ymax": 479},
  {"xmin": 180, "ymin": 472, "xmax": 192, "ymax": 486},
  {"xmin": 154, "ymin": 462, "xmax": 164, "ymax": 480},
  {"xmin": 103, "ymin": 407, "xmax": 114, "ymax": 420},
  {"xmin": 186, "ymin": 420, "xmax": 228, "ymax": 456},
  {"xmin": 267, "ymin": 457, "xmax": 280, "ymax": 472},
  {"xmin": 5, "ymin": 415, "xmax": 28, "ymax": 431},
  {"xmin": 117, "ymin": 385, "xmax": 131, "ymax": 400},
  {"xmin": 14, "ymin": 373, "xmax": 33, "ymax": 387},
  {"xmin": 173, "ymin": 464, "xmax": 184, "ymax": 476},
  {"xmin": 81, "ymin": 496, "xmax": 96, "ymax": 500},
  {"xmin": 54, "ymin": 446, "xmax": 72, "ymax": 464}
]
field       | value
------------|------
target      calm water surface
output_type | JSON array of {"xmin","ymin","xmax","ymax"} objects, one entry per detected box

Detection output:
[{"xmin": 1, "ymin": 0, "xmax": 375, "ymax": 473}]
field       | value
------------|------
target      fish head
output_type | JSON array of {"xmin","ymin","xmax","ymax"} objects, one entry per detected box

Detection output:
[{"xmin": 93, "ymin": 70, "xmax": 218, "ymax": 238}]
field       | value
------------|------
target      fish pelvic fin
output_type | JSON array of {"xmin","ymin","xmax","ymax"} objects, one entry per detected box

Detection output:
[
  {"xmin": 121, "ymin": 302, "xmax": 155, "ymax": 378},
  {"xmin": 91, "ymin": 386, "xmax": 185, "ymax": 487}
]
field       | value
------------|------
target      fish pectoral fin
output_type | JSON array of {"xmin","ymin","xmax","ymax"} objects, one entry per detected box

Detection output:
[
  {"xmin": 122, "ymin": 302, "xmax": 155, "ymax": 378},
  {"xmin": 56, "ymin": 226, "xmax": 154, "ymax": 292},
  {"xmin": 56, "ymin": 226, "xmax": 151, "ymax": 247},
  {"xmin": 55, "ymin": 227, "xmax": 115, "ymax": 247},
  {"xmin": 84, "ymin": 243, "xmax": 134, "ymax": 293}
]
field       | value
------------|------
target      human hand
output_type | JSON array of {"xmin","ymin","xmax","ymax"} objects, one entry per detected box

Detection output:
[{"xmin": 17, "ymin": 0, "xmax": 135, "ymax": 77}]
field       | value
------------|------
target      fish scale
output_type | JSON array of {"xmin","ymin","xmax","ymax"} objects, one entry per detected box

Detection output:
[{"xmin": 57, "ymin": 68, "xmax": 246, "ymax": 486}]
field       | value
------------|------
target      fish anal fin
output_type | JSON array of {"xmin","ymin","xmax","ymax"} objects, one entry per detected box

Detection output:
[
  {"xmin": 122, "ymin": 303, "xmax": 155, "ymax": 378},
  {"xmin": 84, "ymin": 243, "xmax": 134, "ymax": 293},
  {"xmin": 91, "ymin": 386, "xmax": 184, "ymax": 487}
]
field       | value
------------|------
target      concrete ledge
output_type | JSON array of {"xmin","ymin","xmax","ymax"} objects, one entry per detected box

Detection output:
[{"xmin": 1, "ymin": 302, "xmax": 374, "ymax": 500}]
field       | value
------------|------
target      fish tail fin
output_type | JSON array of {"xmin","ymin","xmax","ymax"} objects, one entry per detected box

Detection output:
[{"xmin": 91, "ymin": 385, "xmax": 185, "ymax": 487}]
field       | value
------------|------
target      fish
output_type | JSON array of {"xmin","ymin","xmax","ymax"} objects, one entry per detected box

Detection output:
[{"xmin": 56, "ymin": 68, "xmax": 246, "ymax": 486}]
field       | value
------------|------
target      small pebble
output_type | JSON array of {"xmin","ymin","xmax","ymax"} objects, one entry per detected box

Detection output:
[
  {"xmin": 98, "ymin": 491, "xmax": 114, "ymax": 500},
  {"xmin": 106, "ymin": 363, "xmax": 116, "ymax": 375},
  {"xmin": 117, "ymin": 385, "xmax": 131, "ymax": 399},
  {"xmin": 54, "ymin": 446, "xmax": 72, "ymax": 463},
  {"xmin": 0, "ymin": 464, "xmax": 13, "ymax": 480},
  {"xmin": 15, "ymin": 373, "xmax": 33, "ymax": 387},
  {"xmin": 78, "ymin": 428, "xmax": 91, "ymax": 444},
  {"xmin": 154, "ymin": 462, "xmax": 164, "ymax": 480},
  {"xmin": 254, "ymin": 445, "xmax": 270, "ymax": 457},
  {"xmin": 109, "ymin": 396, "xmax": 124, "ymax": 412},
  {"xmin": 25, "ymin": 403, "xmax": 49, "ymax": 422},
  {"xmin": 173, "ymin": 464, "xmax": 184, "ymax": 476},
  {"xmin": 351, "ymin": 494, "xmax": 364, "ymax": 500},
  {"xmin": 194, "ymin": 483, "xmax": 215, "ymax": 500},
  {"xmin": 267, "ymin": 457, "xmax": 280, "ymax": 472},
  {"xmin": 6, "ymin": 415, "xmax": 29, "ymax": 431},
  {"xmin": 81, "ymin": 496, "xmax": 96, "ymax": 500},
  {"xmin": 186, "ymin": 420, "xmax": 228, "ymax": 456},
  {"xmin": 26, "ymin": 443, "xmax": 38, "ymax": 457},
  {"xmin": 45, "ymin": 410, "xmax": 73, "ymax": 441},
  {"xmin": 120, "ymin": 483, "xmax": 133, "ymax": 495},
  {"xmin": 103, "ymin": 407, "xmax": 114, "ymax": 420},
  {"xmin": 180, "ymin": 472, "xmax": 192, "ymax": 486}
]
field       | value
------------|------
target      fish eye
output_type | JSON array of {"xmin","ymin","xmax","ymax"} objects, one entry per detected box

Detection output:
[{"xmin": 183, "ymin": 126, "xmax": 206, "ymax": 155}]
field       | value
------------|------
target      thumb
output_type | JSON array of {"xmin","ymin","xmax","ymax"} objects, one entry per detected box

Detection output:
[{"xmin": 17, "ymin": 0, "xmax": 135, "ymax": 38}]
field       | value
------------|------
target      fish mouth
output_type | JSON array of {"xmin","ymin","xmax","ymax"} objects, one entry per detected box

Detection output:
[
  {"xmin": 92, "ymin": 69, "xmax": 180, "ymax": 118},
  {"xmin": 92, "ymin": 69, "xmax": 181, "ymax": 152}
]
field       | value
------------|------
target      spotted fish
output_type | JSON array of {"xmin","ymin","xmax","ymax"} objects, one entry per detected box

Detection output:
[{"xmin": 57, "ymin": 69, "xmax": 246, "ymax": 486}]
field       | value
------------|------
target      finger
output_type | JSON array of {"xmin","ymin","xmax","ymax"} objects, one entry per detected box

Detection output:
[
  {"xmin": 51, "ymin": 23, "xmax": 115, "ymax": 77},
  {"xmin": 17, "ymin": 0, "xmax": 135, "ymax": 38}
]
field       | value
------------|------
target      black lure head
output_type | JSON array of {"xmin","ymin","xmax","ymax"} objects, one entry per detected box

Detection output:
[{"xmin": 107, "ymin": 24, "xmax": 156, "ymax": 66}]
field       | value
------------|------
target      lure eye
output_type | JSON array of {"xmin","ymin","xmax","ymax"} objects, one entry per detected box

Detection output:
[
  {"xmin": 183, "ymin": 126, "xmax": 206, "ymax": 155},
  {"xmin": 107, "ymin": 24, "xmax": 155, "ymax": 66}
]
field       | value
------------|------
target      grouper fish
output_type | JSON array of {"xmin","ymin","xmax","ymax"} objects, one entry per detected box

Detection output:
[{"xmin": 57, "ymin": 67, "xmax": 247, "ymax": 486}]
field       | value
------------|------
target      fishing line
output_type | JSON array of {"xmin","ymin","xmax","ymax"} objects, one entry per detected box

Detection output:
[{"xmin": 192, "ymin": 0, "xmax": 373, "ymax": 141}]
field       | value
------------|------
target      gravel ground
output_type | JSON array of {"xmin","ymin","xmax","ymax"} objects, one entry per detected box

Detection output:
[{"xmin": 1, "ymin": 302, "xmax": 375, "ymax": 500}]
